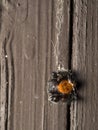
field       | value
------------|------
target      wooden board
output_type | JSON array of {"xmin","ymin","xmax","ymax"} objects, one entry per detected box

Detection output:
[
  {"xmin": 0, "ymin": 0, "xmax": 98, "ymax": 130},
  {"xmin": 71, "ymin": 0, "xmax": 98, "ymax": 130},
  {"xmin": 0, "ymin": 0, "xmax": 70, "ymax": 130}
]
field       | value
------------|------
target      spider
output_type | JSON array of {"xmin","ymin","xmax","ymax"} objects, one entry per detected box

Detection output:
[{"xmin": 47, "ymin": 70, "xmax": 77, "ymax": 104}]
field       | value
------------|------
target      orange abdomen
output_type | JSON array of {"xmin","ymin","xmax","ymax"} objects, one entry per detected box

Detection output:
[{"xmin": 57, "ymin": 80, "xmax": 74, "ymax": 94}]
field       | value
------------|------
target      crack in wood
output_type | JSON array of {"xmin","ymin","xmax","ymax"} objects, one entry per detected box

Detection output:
[
  {"xmin": 1, "ymin": 30, "xmax": 15, "ymax": 130},
  {"xmin": 2, "ymin": 38, "xmax": 9, "ymax": 130},
  {"xmin": 67, "ymin": 0, "xmax": 74, "ymax": 130},
  {"xmin": 68, "ymin": 0, "xmax": 74, "ymax": 70}
]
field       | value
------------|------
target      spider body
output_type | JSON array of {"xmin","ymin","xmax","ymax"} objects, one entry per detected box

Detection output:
[{"xmin": 47, "ymin": 70, "xmax": 77, "ymax": 103}]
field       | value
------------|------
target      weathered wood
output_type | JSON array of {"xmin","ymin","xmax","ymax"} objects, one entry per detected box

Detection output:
[
  {"xmin": 0, "ymin": 0, "xmax": 70, "ymax": 130},
  {"xmin": 71, "ymin": 0, "xmax": 98, "ymax": 130},
  {"xmin": 1, "ymin": 0, "xmax": 97, "ymax": 130}
]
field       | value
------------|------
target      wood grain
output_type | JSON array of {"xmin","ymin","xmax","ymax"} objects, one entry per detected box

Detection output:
[
  {"xmin": 1, "ymin": 0, "xmax": 98, "ymax": 130},
  {"xmin": 0, "ymin": 0, "xmax": 70, "ymax": 130},
  {"xmin": 71, "ymin": 0, "xmax": 98, "ymax": 130}
]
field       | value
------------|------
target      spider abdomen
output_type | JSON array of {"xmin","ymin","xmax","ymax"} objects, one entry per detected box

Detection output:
[{"xmin": 57, "ymin": 80, "xmax": 74, "ymax": 94}]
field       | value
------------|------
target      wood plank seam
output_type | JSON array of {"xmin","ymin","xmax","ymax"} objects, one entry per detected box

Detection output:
[{"xmin": 67, "ymin": 0, "xmax": 74, "ymax": 130}]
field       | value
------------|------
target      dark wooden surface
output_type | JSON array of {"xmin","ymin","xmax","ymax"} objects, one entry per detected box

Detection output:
[
  {"xmin": 0, "ymin": 0, "xmax": 98, "ymax": 130},
  {"xmin": 71, "ymin": 0, "xmax": 98, "ymax": 130}
]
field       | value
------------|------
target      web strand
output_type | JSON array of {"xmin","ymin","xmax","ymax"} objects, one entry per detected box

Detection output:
[{"xmin": 54, "ymin": 0, "xmax": 65, "ymax": 70}]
